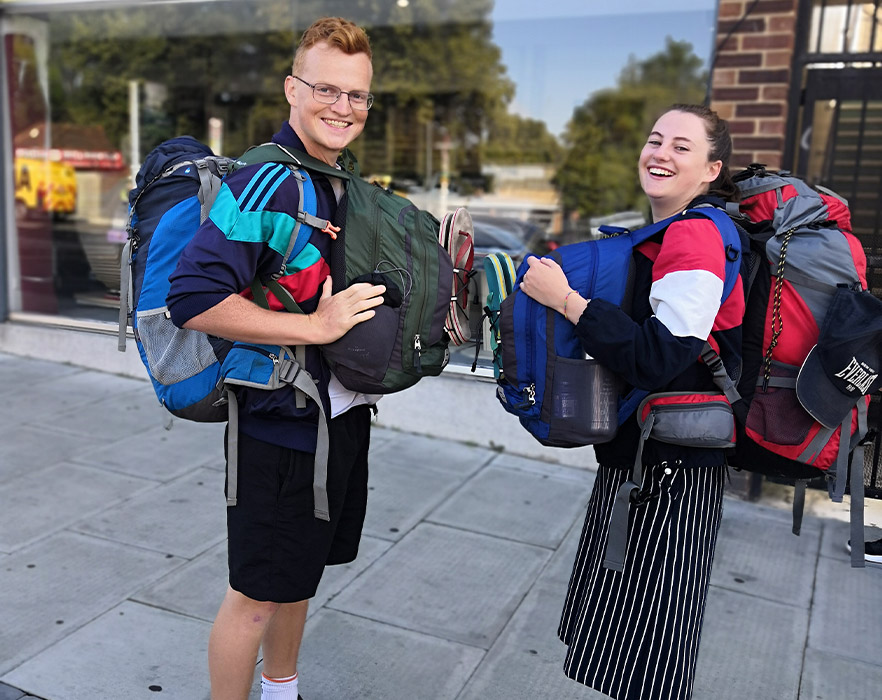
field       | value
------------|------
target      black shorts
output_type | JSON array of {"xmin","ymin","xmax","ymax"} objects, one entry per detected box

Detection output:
[{"xmin": 225, "ymin": 405, "xmax": 371, "ymax": 603}]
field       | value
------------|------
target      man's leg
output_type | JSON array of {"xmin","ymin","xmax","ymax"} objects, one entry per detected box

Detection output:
[
  {"xmin": 209, "ymin": 586, "xmax": 280, "ymax": 700},
  {"xmin": 261, "ymin": 599, "xmax": 309, "ymax": 678}
]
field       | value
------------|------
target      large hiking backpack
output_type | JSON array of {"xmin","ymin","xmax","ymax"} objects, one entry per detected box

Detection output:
[
  {"xmin": 118, "ymin": 136, "xmax": 332, "ymax": 516},
  {"xmin": 117, "ymin": 136, "xmax": 235, "ymax": 422},
  {"xmin": 234, "ymin": 143, "xmax": 473, "ymax": 394},
  {"xmin": 494, "ymin": 206, "xmax": 742, "ymax": 449},
  {"xmin": 117, "ymin": 136, "xmax": 326, "ymax": 419},
  {"xmin": 723, "ymin": 165, "xmax": 875, "ymax": 566}
]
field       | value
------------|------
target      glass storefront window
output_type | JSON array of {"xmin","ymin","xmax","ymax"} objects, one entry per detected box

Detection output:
[{"xmin": 2, "ymin": 0, "xmax": 718, "ymax": 367}]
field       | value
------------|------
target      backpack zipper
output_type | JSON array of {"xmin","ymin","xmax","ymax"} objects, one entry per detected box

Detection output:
[
  {"xmin": 370, "ymin": 185, "xmax": 383, "ymax": 266},
  {"xmin": 413, "ymin": 333, "xmax": 422, "ymax": 373},
  {"xmin": 412, "ymin": 226, "xmax": 433, "ymax": 374},
  {"xmin": 514, "ymin": 382, "xmax": 535, "ymax": 410},
  {"xmin": 649, "ymin": 400, "xmax": 731, "ymax": 415},
  {"xmin": 236, "ymin": 344, "xmax": 279, "ymax": 364},
  {"xmin": 521, "ymin": 290, "xmax": 537, "ymax": 407}
]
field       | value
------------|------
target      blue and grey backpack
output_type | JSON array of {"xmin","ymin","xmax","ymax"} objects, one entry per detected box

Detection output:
[
  {"xmin": 117, "ymin": 136, "xmax": 331, "ymax": 515},
  {"xmin": 117, "ymin": 136, "xmax": 234, "ymax": 421},
  {"xmin": 493, "ymin": 206, "xmax": 742, "ymax": 449},
  {"xmin": 117, "ymin": 136, "xmax": 324, "ymax": 423}
]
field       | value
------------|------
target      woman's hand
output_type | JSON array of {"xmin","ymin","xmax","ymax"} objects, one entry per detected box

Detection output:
[{"xmin": 520, "ymin": 256, "xmax": 588, "ymax": 323}]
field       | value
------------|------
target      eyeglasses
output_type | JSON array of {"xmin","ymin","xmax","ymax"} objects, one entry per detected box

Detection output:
[{"xmin": 292, "ymin": 75, "xmax": 374, "ymax": 111}]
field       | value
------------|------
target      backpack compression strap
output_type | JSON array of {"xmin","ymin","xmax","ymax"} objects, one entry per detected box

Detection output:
[{"xmin": 603, "ymin": 412, "xmax": 656, "ymax": 571}]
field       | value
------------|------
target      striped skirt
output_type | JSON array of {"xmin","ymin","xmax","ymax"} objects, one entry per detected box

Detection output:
[{"xmin": 558, "ymin": 461, "xmax": 725, "ymax": 700}]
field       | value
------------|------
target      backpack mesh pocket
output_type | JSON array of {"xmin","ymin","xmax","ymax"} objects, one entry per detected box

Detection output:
[
  {"xmin": 137, "ymin": 307, "xmax": 219, "ymax": 385},
  {"xmin": 546, "ymin": 356, "xmax": 618, "ymax": 445},
  {"xmin": 745, "ymin": 364, "xmax": 813, "ymax": 446}
]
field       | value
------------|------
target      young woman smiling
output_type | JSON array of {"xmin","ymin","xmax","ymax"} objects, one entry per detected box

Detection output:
[{"xmin": 519, "ymin": 104, "xmax": 743, "ymax": 700}]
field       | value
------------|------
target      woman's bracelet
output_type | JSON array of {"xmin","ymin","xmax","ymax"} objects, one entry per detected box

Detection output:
[{"xmin": 563, "ymin": 290, "xmax": 578, "ymax": 321}]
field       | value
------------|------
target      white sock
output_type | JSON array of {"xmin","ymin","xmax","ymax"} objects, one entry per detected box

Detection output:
[{"xmin": 260, "ymin": 671, "xmax": 298, "ymax": 699}]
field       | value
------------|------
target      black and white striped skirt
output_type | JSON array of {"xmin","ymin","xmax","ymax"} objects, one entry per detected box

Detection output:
[{"xmin": 558, "ymin": 461, "xmax": 726, "ymax": 700}]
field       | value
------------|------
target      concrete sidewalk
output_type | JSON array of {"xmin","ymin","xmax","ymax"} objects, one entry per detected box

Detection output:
[{"xmin": 0, "ymin": 351, "xmax": 880, "ymax": 700}]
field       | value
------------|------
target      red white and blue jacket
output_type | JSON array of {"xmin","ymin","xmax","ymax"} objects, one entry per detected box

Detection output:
[{"xmin": 579, "ymin": 196, "xmax": 746, "ymax": 468}]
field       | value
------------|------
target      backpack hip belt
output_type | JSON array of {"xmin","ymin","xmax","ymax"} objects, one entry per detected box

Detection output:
[
  {"xmin": 602, "ymin": 391, "xmax": 736, "ymax": 572},
  {"xmin": 218, "ymin": 343, "xmax": 331, "ymax": 519}
]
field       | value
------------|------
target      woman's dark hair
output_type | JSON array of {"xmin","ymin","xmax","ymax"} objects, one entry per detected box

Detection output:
[{"xmin": 667, "ymin": 103, "xmax": 739, "ymax": 202}]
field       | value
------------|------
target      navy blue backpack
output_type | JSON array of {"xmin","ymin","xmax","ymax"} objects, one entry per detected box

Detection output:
[{"xmin": 496, "ymin": 207, "xmax": 742, "ymax": 448}]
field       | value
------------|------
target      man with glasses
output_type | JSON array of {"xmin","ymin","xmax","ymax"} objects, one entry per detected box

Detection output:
[{"xmin": 167, "ymin": 17, "xmax": 382, "ymax": 700}]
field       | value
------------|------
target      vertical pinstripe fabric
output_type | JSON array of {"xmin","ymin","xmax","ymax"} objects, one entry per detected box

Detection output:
[{"xmin": 558, "ymin": 462, "xmax": 725, "ymax": 700}]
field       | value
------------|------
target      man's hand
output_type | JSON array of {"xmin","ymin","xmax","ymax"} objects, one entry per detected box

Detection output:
[
  {"xmin": 181, "ymin": 276, "xmax": 386, "ymax": 346},
  {"xmin": 308, "ymin": 276, "xmax": 386, "ymax": 344}
]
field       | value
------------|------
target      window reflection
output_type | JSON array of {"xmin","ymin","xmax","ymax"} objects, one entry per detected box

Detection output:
[{"xmin": 3, "ymin": 0, "xmax": 718, "ymax": 337}]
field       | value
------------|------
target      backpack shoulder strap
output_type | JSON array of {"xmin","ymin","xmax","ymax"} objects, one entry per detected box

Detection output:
[
  {"xmin": 625, "ymin": 211, "xmax": 681, "ymax": 246},
  {"xmin": 686, "ymin": 206, "xmax": 742, "ymax": 304},
  {"xmin": 235, "ymin": 143, "xmax": 341, "ymax": 238}
]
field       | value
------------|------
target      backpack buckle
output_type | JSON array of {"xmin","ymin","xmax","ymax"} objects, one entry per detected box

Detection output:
[{"xmin": 279, "ymin": 358, "xmax": 301, "ymax": 385}]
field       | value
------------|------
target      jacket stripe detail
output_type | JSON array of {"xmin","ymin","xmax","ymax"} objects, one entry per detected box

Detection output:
[
  {"xmin": 210, "ymin": 198, "xmax": 301, "ymax": 259},
  {"xmin": 242, "ymin": 164, "xmax": 289, "ymax": 212},
  {"xmin": 235, "ymin": 162, "xmax": 275, "ymax": 207},
  {"xmin": 645, "ymin": 218, "xmax": 729, "ymax": 341},
  {"xmin": 208, "ymin": 184, "xmax": 242, "ymax": 235},
  {"xmin": 712, "ymin": 276, "xmax": 745, "ymax": 332},
  {"xmin": 650, "ymin": 269, "xmax": 723, "ymax": 339},
  {"xmin": 287, "ymin": 242, "xmax": 321, "ymax": 271},
  {"xmin": 253, "ymin": 165, "xmax": 290, "ymax": 211},
  {"xmin": 244, "ymin": 257, "xmax": 330, "ymax": 311}
]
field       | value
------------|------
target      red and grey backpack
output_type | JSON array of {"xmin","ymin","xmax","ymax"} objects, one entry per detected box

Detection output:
[{"xmin": 722, "ymin": 164, "xmax": 875, "ymax": 567}]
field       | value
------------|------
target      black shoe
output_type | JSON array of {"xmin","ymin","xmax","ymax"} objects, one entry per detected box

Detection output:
[
  {"xmin": 865, "ymin": 537, "xmax": 882, "ymax": 564},
  {"xmin": 846, "ymin": 537, "xmax": 882, "ymax": 564}
]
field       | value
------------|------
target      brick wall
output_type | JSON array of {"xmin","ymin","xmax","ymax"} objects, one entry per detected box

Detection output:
[{"xmin": 710, "ymin": 0, "xmax": 799, "ymax": 169}]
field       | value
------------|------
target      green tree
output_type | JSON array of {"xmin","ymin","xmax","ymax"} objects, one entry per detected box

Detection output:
[
  {"xmin": 483, "ymin": 112, "xmax": 562, "ymax": 165},
  {"xmin": 554, "ymin": 38, "xmax": 707, "ymax": 223},
  {"xmin": 46, "ymin": 0, "xmax": 519, "ymax": 182}
]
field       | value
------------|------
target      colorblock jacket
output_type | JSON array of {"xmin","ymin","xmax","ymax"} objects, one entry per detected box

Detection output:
[{"xmin": 581, "ymin": 195, "xmax": 746, "ymax": 468}]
